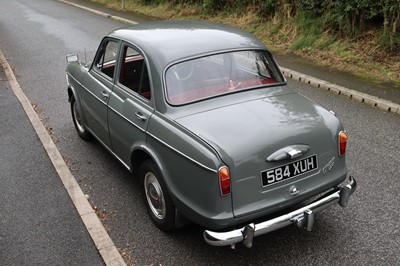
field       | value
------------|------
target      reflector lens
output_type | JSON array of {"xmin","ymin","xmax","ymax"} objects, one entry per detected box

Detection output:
[
  {"xmin": 339, "ymin": 131, "xmax": 348, "ymax": 156},
  {"xmin": 219, "ymin": 166, "xmax": 231, "ymax": 196}
]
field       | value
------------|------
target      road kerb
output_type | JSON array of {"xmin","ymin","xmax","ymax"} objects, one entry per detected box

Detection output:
[
  {"xmin": 57, "ymin": 0, "xmax": 137, "ymax": 25},
  {"xmin": 0, "ymin": 49, "xmax": 126, "ymax": 266},
  {"xmin": 280, "ymin": 67, "xmax": 400, "ymax": 114}
]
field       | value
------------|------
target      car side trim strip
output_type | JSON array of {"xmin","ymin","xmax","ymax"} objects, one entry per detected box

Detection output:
[
  {"xmin": 67, "ymin": 72, "xmax": 83, "ymax": 88},
  {"xmin": 107, "ymin": 105, "xmax": 146, "ymax": 133},
  {"xmin": 147, "ymin": 132, "xmax": 217, "ymax": 173},
  {"xmin": 67, "ymin": 72, "xmax": 106, "ymax": 106},
  {"xmin": 84, "ymin": 125, "xmax": 132, "ymax": 171}
]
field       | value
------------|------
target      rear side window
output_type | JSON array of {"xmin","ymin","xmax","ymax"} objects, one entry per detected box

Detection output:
[
  {"xmin": 94, "ymin": 40, "xmax": 119, "ymax": 79},
  {"xmin": 118, "ymin": 46, "xmax": 151, "ymax": 100}
]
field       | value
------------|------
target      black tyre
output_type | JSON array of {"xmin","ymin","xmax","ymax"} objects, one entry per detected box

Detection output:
[
  {"xmin": 70, "ymin": 95, "xmax": 92, "ymax": 141},
  {"xmin": 139, "ymin": 160, "xmax": 175, "ymax": 231}
]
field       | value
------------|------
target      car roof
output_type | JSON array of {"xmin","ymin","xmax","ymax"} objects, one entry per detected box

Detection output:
[{"xmin": 108, "ymin": 20, "xmax": 267, "ymax": 68}]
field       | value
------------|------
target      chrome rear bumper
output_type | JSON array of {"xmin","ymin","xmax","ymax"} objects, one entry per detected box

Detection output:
[{"xmin": 203, "ymin": 176, "xmax": 356, "ymax": 248}]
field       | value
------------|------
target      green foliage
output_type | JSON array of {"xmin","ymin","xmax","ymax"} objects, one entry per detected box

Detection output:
[
  {"xmin": 258, "ymin": 0, "xmax": 279, "ymax": 17},
  {"xmin": 296, "ymin": 0, "xmax": 331, "ymax": 15},
  {"xmin": 314, "ymin": 35, "xmax": 336, "ymax": 49},
  {"xmin": 295, "ymin": 11, "xmax": 321, "ymax": 35},
  {"xmin": 381, "ymin": 0, "xmax": 400, "ymax": 49},
  {"xmin": 202, "ymin": 0, "xmax": 220, "ymax": 12},
  {"xmin": 291, "ymin": 34, "xmax": 319, "ymax": 50}
]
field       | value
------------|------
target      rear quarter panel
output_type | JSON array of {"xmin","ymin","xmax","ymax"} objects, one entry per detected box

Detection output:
[{"xmin": 146, "ymin": 112, "xmax": 235, "ymax": 229}]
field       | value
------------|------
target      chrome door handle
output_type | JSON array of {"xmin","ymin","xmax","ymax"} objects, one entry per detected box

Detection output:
[
  {"xmin": 135, "ymin": 112, "xmax": 146, "ymax": 121},
  {"xmin": 101, "ymin": 91, "xmax": 109, "ymax": 100}
]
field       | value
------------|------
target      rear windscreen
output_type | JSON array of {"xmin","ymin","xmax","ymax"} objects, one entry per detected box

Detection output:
[{"xmin": 165, "ymin": 50, "xmax": 284, "ymax": 105}]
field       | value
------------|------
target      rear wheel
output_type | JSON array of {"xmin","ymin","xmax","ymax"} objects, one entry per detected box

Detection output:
[
  {"xmin": 140, "ymin": 160, "xmax": 175, "ymax": 231},
  {"xmin": 70, "ymin": 95, "xmax": 91, "ymax": 141}
]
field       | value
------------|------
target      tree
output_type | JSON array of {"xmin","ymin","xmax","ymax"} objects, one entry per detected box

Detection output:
[{"xmin": 382, "ymin": 0, "xmax": 400, "ymax": 50}]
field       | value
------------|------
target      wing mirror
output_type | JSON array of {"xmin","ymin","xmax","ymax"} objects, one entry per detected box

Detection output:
[{"xmin": 66, "ymin": 54, "xmax": 79, "ymax": 63}]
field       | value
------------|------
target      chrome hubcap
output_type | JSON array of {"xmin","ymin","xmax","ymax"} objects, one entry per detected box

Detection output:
[
  {"xmin": 73, "ymin": 101, "xmax": 85, "ymax": 133},
  {"xmin": 144, "ymin": 172, "xmax": 166, "ymax": 220}
]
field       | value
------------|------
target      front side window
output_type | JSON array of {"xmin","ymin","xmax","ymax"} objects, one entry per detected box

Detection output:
[
  {"xmin": 94, "ymin": 40, "xmax": 119, "ymax": 79},
  {"xmin": 165, "ymin": 50, "xmax": 284, "ymax": 105},
  {"xmin": 119, "ymin": 46, "xmax": 151, "ymax": 100}
]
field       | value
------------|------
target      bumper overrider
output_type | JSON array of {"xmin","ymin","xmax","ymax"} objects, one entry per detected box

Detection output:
[{"xmin": 204, "ymin": 176, "xmax": 357, "ymax": 248}]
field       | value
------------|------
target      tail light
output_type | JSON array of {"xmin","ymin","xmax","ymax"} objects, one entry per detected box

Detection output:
[
  {"xmin": 339, "ymin": 131, "xmax": 348, "ymax": 156},
  {"xmin": 219, "ymin": 166, "xmax": 231, "ymax": 196}
]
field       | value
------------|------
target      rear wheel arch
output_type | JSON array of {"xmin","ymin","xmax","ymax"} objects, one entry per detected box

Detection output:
[
  {"xmin": 130, "ymin": 148, "xmax": 153, "ymax": 176},
  {"xmin": 130, "ymin": 147, "xmax": 170, "ymax": 181}
]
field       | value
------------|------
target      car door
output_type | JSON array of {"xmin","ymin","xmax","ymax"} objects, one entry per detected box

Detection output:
[
  {"xmin": 82, "ymin": 38, "xmax": 120, "ymax": 147},
  {"xmin": 107, "ymin": 44, "xmax": 154, "ymax": 166}
]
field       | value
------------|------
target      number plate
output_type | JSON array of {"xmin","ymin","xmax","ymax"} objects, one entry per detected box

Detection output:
[{"xmin": 261, "ymin": 155, "xmax": 318, "ymax": 187}]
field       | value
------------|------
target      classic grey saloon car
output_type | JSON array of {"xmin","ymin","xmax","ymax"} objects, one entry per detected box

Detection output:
[{"xmin": 66, "ymin": 20, "xmax": 356, "ymax": 248}]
